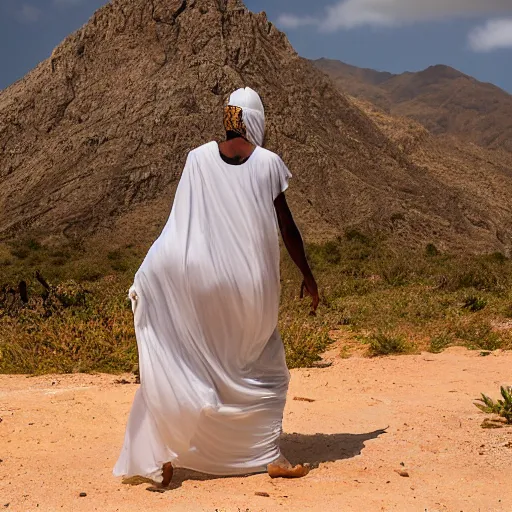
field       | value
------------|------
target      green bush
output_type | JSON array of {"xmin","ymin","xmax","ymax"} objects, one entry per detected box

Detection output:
[
  {"xmin": 10, "ymin": 247, "xmax": 30, "ymax": 260},
  {"xmin": 487, "ymin": 252, "xmax": 508, "ymax": 264},
  {"xmin": 307, "ymin": 241, "xmax": 342, "ymax": 269},
  {"xmin": 280, "ymin": 315, "xmax": 331, "ymax": 369},
  {"xmin": 2, "ymin": 232, "xmax": 512, "ymax": 374},
  {"xmin": 463, "ymin": 295, "xmax": 487, "ymax": 312},
  {"xmin": 111, "ymin": 261, "xmax": 130, "ymax": 272},
  {"xmin": 72, "ymin": 263, "xmax": 105, "ymax": 282},
  {"xmin": 429, "ymin": 333, "xmax": 453, "ymax": 354},
  {"xmin": 0, "ymin": 281, "xmax": 137, "ymax": 374},
  {"xmin": 27, "ymin": 239, "xmax": 42, "ymax": 251},
  {"xmin": 365, "ymin": 332, "xmax": 409, "ymax": 357},
  {"xmin": 344, "ymin": 228, "xmax": 371, "ymax": 245},
  {"xmin": 54, "ymin": 281, "xmax": 88, "ymax": 308},
  {"xmin": 9, "ymin": 238, "xmax": 42, "ymax": 260},
  {"xmin": 107, "ymin": 250, "xmax": 122, "ymax": 261},
  {"xmin": 475, "ymin": 386, "xmax": 512, "ymax": 424},
  {"xmin": 454, "ymin": 322, "xmax": 503, "ymax": 351},
  {"xmin": 425, "ymin": 243, "xmax": 440, "ymax": 257},
  {"xmin": 381, "ymin": 259, "xmax": 414, "ymax": 286}
]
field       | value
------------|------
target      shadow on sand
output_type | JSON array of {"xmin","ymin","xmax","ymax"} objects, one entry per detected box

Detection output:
[
  {"xmin": 123, "ymin": 428, "xmax": 387, "ymax": 491},
  {"xmin": 280, "ymin": 428, "xmax": 387, "ymax": 468}
]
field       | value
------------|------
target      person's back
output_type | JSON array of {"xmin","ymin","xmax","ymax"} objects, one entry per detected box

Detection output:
[
  {"xmin": 114, "ymin": 87, "xmax": 319, "ymax": 490},
  {"xmin": 184, "ymin": 142, "xmax": 289, "ymax": 270}
]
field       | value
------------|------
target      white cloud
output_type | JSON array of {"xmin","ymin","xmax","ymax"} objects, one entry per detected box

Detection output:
[
  {"xmin": 277, "ymin": 14, "xmax": 318, "ymax": 29},
  {"xmin": 278, "ymin": 14, "xmax": 318, "ymax": 29},
  {"xmin": 17, "ymin": 4, "xmax": 41, "ymax": 23},
  {"xmin": 278, "ymin": 0, "xmax": 512, "ymax": 31},
  {"xmin": 469, "ymin": 18, "xmax": 512, "ymax": 52}
]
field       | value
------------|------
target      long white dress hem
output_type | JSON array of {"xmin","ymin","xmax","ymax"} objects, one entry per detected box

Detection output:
[{"xmin": 113, "ymin": 141, "xmax": 292, "ymax": 482}]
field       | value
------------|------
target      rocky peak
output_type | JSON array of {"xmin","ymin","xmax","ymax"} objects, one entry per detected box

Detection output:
[{"xmin": 1, "ymin": 0, "xmax": 511, "ymax": 253}]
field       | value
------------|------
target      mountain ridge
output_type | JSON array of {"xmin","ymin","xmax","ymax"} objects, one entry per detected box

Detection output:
[
  {"xmin": 0, "ymin": 0, "xmax": 511, "ymax": 255},
  {"xmin": 314, "ymin": 58, "xmax": 512, "ymax": 152}
]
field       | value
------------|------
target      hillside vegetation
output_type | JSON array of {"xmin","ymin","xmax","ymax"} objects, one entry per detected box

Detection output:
[{"xmin": 1, "ymin": 233, "xmax": 511, "ymax": 374}]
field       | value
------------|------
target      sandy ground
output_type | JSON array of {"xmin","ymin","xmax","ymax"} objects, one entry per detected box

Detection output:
[{"xmin": 1, "ymin": 347, "xmax": 511, "ymax": 512}]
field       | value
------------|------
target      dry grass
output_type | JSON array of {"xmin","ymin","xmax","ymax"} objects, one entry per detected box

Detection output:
[
  {"xmin": 1, "ymin": 232, "xmax": 511, "ymax": 374},
  {"xmin": 281, "ymin": 231, "xmax": 512, "ymax": 358},
  {"xmin": 363, "ymin": 332, "xmax": 410, "ymax": 357},
  {"xmin": 0, "ymin": 279, "xmax": 137, "ymax": 374}
]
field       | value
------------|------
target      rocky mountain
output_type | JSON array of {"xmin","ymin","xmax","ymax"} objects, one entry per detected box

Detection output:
[
  {"xmin": 0, "ymin": 0, "xmax": 511, "ymax": 255},
  {"xmin": 312, "ymin": 59, "xmax": 393, "ymax": 112},
  {"xmin": 315, "ymin": 58, "xmax": 512, "ymax": 153}
]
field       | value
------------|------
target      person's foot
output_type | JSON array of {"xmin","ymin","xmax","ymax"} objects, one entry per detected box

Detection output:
[
  {"xmin": 146, "ymin": 462, "xmax": 174, "ymax": 492},
  {"xmin": 267, "ymin": 456, "xmax": 310, "ymax": 479},
  {"xmin": 161, "ymin": 462, "xmax": 174, "ymax": 487}
]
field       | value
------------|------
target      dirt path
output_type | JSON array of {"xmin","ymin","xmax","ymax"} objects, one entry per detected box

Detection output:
[{"xmin": 1, "ymin": 347, "xmax": 511, "ymax": 512}]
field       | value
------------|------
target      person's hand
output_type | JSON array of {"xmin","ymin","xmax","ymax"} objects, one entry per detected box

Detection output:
[{"xmin": 300, "ymin": 274, "xmax": 319, "ymax": 315}]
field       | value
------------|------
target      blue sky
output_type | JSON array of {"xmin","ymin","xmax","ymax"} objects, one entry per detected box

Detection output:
[{"xmin": 1, "ymin": 0, "xmax": 512, "ymax": 93}]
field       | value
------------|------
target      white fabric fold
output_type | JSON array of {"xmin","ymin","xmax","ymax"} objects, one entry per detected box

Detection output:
[{"xmin": 114, "ymin": 141, "xmax": 292, "ymax": 481}]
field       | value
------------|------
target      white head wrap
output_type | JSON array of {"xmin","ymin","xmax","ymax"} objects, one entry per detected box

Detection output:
[{"xmin": 227, "ymin": 87, "xmax": 265, "ymax": 147}]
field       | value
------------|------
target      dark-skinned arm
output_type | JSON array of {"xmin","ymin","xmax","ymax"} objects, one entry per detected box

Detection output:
[{"xmin": 274, "ymin": 192, "xmax": 319, "ymax": 312}]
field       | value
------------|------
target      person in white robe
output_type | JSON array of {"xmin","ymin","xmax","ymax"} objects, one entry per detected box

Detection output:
[{"xmin": 113, "ymin": 87, "xmax": 319, "ymax": 489}]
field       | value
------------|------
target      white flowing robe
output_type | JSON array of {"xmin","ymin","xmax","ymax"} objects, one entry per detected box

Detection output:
[{"xmin": 113, "ymin": 141, "xmax": 292, "ymax": 481}]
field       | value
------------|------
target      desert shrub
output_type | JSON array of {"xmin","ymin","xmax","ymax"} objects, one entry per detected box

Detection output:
[
  {"xmin": 438, "ymin": 257, "xmax": 510, "ymax": 293},
  {"xmin": 457, "ymin": 269, "xmax": 499, "ymax": 291},
  {"xmin": 463, "ymin": 295, "xmax": 487, "ymax": 312},
  {"xmin": 425, "ymin": 243, "xmax": 440, "ymax": 257},
  {"xmin": 53, "ymin": 281, "xmax": 88, "ymax": 308},
  {"xmin": 280, "ymin": 314, "xmax": 331, "ymax": 369},
  {"xmin": 487, "ymin": 252, "xmax": 508, "ymax": 264},
  {"xmin": 0, "ymin": 278, "xmax": 137, "ymax": 374},
  {"xmin": 107, "ymin": 250, "xmax": 122, "ymax": 261},
  {"xmin": 346, "ymin": 244, "xmax": 373, "ymax": 262},
  {"xmin": 26, "ymin": 239, "xmax": 42, "ymax": 251},
  {"xmin": 429, "ymin": 333, "xmax": 453, "ymax": 353},
  {"xmin": 380, "ymin": 259, "xmax": 414, "ymax": 286},
  {"xmin": 364, "ymin": 331, "xmax": 409, "ymax": 356},
  {"xmin": 111, "ymin": 261, "xmax": 130, "ymax": 272},
  {"xmin": 453, "ymin": 321, "xmax": 503, "ymax": 351},
  {"xmin": 2, "ymin": 234, "xmax": 512, "ymax": 374},
  {"xmin": 10, "ymin": 247, "xmax": 30, "ymax": 260},
  {"xmin": 344, "ymin": 228, "xmax": 371, "ymax": 245},
  {"xmin": 475, "ymin": 386, "xmax": 512, "ymax": 424},
  {"xmin": 71, "ymin": 263, "xmax": 105, "ymax": 282},
  {"xmin": 307, "ymin": 240, "xmax": 342, "ymax": 268},
  {"xmin": 9, "ymin": 238, "xmax": 42, "ymax": 260},
  {"xmin": 344, "ymin": 230, "xmax": 380, "ymax": 262}
]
